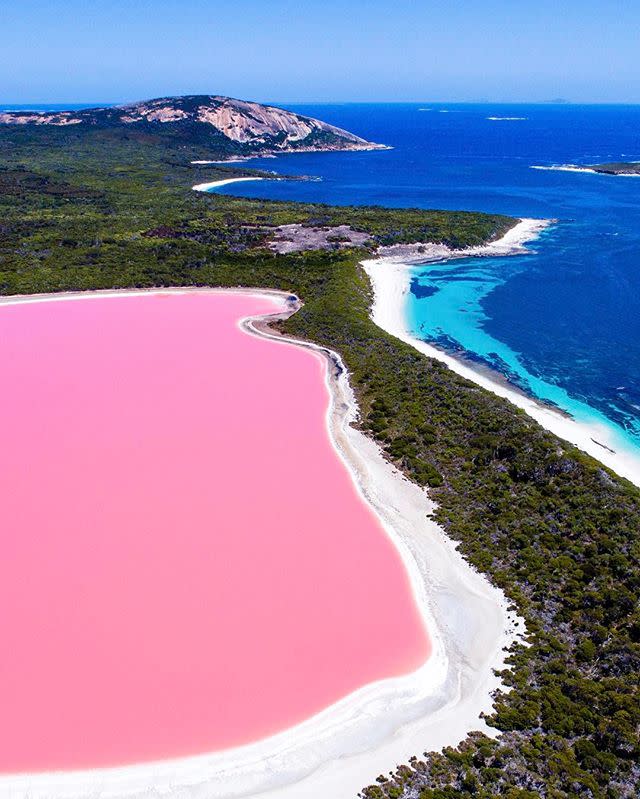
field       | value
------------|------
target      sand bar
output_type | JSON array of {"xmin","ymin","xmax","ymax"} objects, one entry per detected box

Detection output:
[
  {"xmin": 531, "ymin": 165, "xmax": 640, "ymax": 176},
  {"xmin": 192, "ymin": 176, "xmax": 264, "ymax": 192}
]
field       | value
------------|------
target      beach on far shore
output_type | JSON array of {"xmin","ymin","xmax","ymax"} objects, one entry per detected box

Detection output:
[
  {"xmin": 192, "ymin": 176, "xmax": 265, "ymax": 192},
  {"xmin": 362, "ymin": 219, "xmax": 640, "ymax": 489},
  {"xmin": 531, "ymin": 164, "xmax": 640, "ymax": 176}
]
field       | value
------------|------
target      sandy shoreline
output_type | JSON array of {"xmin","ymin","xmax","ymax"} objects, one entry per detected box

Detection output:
[
  {"xmin": 531, "ymin": 165, "xmax": 601, "ymax": 174},
  {"xmin": 190, "ymin": 144, "xmax": 393, "ymax": 167},
  {"xmin": 192, "ymin": 176, "xmax": 265, "ymax": 192},
  {"xmin": 0, "ymin": 287, "xmax": 521, "ymax": 799},
  {"xmin": 191, "ymin": 158, "xmax": 274, "ymax": 165},
  {"xmin": 362, "ymin": 219, "xmax": 640, "ymax": 489},
  {"xmin": 531, "ymin": 165, "xmax": 640, "ymax": 176}
]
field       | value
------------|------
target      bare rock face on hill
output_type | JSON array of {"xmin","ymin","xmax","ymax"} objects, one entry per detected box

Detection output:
[{"xmin": 0, "ymin": 95, "xmax": 386, "ymax": 156}]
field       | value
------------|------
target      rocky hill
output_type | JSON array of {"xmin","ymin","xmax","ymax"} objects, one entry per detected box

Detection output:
[{"xmin": 0, "ymin": 95, "xmax": 385, "ymax": 156}]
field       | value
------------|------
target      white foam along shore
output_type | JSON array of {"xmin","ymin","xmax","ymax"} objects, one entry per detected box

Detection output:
[
  {"xmin": 531, "ymin": 165, "xmax": 599, "ymax": 174},
  {"xmin": 192, "ymin": 158, "xmax": 274, "ymax": 165},
  {"xmin": 192, "ymin": 176, "xmax": 264, "ymax": 192},
  {"xmin": 0, "ymin": 287, "xmax": 522, "ymax": 799},
  {"xmin": 362, "ymin": 219, "xmax": 640, "ymax": 489},
  {"xmin": 531, "ymin": 165, "xmax": 640, "ymax": 176},
  {"xmin": 192, "ymin": 144, "xmax": 393, "ymax": 165}
]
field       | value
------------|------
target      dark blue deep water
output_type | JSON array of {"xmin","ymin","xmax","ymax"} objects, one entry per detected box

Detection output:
[{"xmin": 216, "ymin": 103, "xmax": 640, "ymax": 456}]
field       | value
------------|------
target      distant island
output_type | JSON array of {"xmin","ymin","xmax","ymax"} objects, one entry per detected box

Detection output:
[
  {"xmin": 532, "ymin": 161, "xmax": 640, "ymax": 176},
  {"xmin": 583, "ymin": 161, "xmax": 640, "ymax": 175},
  {"xmin": 0, "ymin": 94, "xmax": 387, "ymax": 158}
]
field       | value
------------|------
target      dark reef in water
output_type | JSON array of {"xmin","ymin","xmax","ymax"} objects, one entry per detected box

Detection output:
[{"xmin": 410, "ymin": 277, "xmax": 439, "ymax": 299}]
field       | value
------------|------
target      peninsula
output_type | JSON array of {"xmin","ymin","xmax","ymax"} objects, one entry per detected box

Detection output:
[
  {"xmin": 0, "ymin": 94, "xmax": 386, "ymax": 158},
  {"xmin": 584, "ymin": 161, "xmax": 640, "ymax": 175},
  {"xmin": 533, "ymin": 161, "xmax": 640, "ymax": 176},
  {"xmin": 0, "ymin": 99, "xmax": 638, "ymax": 799}
]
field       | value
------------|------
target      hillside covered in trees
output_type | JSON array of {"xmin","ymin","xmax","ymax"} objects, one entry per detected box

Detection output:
[{"xmin": 0, "ymin": 94, "xmax": 385, "ymax": 158}]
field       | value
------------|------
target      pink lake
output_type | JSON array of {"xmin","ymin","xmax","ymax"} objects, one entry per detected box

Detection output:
[{"xmin": 0, "ymin": 291, "xmax": 429, "ymax": 773}]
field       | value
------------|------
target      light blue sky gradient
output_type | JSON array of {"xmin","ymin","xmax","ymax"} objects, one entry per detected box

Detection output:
[{"xmin": 2, "ymin": 0, "xmax": 639, "ymax": 104}]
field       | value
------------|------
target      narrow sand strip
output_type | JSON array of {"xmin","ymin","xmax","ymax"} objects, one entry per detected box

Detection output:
[
  {"xmin": 192, "ymin": 176, "xmax": 264, "ymax": 192},
  {"xmin": 531, "ymin": 165, "xmax": 600, "ymax": 174},
  {"xmin": 0, "ymin": 288, "xmax": 520, "ymax": 799},
  {"xmin": 191, "ymin": 159, "xmax": 257, "ymax": 164},
  {"xmin": 362, "ymin": 219, "xmax": 640, "ymax": 489},
  {"xmin": 531, "ymin": 165, "xmax": 640, "ymax": 176}
]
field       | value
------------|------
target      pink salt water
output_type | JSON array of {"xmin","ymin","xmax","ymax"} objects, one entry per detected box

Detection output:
[{"xmin": 0, "ymin": 291, "xmax": 429, "ymax": 773}]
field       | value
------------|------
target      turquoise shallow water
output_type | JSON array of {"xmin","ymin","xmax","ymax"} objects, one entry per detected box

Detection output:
[
  {"xmin": 202, "ymin": 103, "xmax": 640, "ymax": 461},
  {"xmin": 406, "ymin": 246, "xmax": 640, "ymax": 457}
]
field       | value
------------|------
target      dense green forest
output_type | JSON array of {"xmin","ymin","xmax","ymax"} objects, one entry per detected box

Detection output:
[{"xmin": 0, "ymin": 124, "xmax": 638, "ymax": 798}]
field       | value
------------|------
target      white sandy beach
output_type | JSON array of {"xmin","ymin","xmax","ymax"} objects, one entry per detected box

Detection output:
[
  {"xmin": 192, "ymin": 176, "xmax": 265, "ymax": 192},
  {"xmin": 0, "ymin": 287, "xmax": 522, "ymax": 799},
  {"xmin": 190, "ymin": 144, "xmax": 393, "ymax": 170},
  {"xmin": 191, "ymin": 158, "xmax": 273, "ymax": 165},
  {"xmin": 531, "ymin": 165, "xmax": 640, "ymax": 176},
  {"xmin": 531, "ymin": 165, "xmax": 600, "ymax": 174},
  {"xmin": 362, "ymin": 219, "xmax": 640, "ymax": 489}
]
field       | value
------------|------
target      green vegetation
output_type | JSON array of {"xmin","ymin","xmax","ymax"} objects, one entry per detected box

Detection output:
[
  {"xmin": 0, "ymin": 125, "xmax": 638, "ymax": 798},
  {"xmin": 0, "ymin": 94, "xmax": 381, "ymax": 157}
]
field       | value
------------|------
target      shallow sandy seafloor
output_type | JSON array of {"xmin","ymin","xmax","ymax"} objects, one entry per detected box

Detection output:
[{"xmin": 0, "ymin": 288, "xmax": 521, "ymax": 799}]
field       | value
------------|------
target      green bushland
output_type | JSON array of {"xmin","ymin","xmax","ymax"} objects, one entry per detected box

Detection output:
[{"xmin": 0, "ymin": 126, "xmax": 638, "ymax": 798}]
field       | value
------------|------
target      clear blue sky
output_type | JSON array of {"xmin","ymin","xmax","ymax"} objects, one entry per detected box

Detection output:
[{"xmin": 2, "ymin": 0, "xmax": 639, "ymax": 104}]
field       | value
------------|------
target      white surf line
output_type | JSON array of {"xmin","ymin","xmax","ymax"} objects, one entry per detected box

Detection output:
[
  {"xmin": 191, "ymin": 158, "xmax": 262, "ymax": 165},
  {"xmin": 362, "ymin": 219, "xmax": 640, "ymax": 489},
  {"xmin": 531, "ymin": 165, "xmax": 598, "ymax": 173},
  {"xmin": 0, "ymin": 287, "xmax": 521, "ymax": 799},
  {"xmin": 192, "ymin": 176, "xmax": 264, "ymax": 192},
  {"xmin": 531, "ymin": 165, "xmax": 640, "ymax": 176}
]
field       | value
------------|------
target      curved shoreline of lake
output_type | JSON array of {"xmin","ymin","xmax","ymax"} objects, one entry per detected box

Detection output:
[{"xmin": 0, "ymin": 287, "xmax": 518, "ymax": 799}]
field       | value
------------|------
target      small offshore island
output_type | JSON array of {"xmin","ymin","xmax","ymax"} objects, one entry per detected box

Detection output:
[
  {"xmin": 582, "ymin": 162, "xmax": 640, "ymax": 175},
  {"xmin": 534, "ymin": 161, "xmax": 640, "ymax": 176},
  {"xmin": 0, "ymin": 96, "xmax": 638, "ymax": 799}
]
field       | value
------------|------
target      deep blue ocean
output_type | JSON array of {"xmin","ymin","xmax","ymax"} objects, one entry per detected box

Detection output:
[
  {"xmin": 3, "ymin": 102, "xmax": 639, "ymax": 456},
  {"xmin": 212, "ymin": 103, "xmax": 640, "ymax": 457}
]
